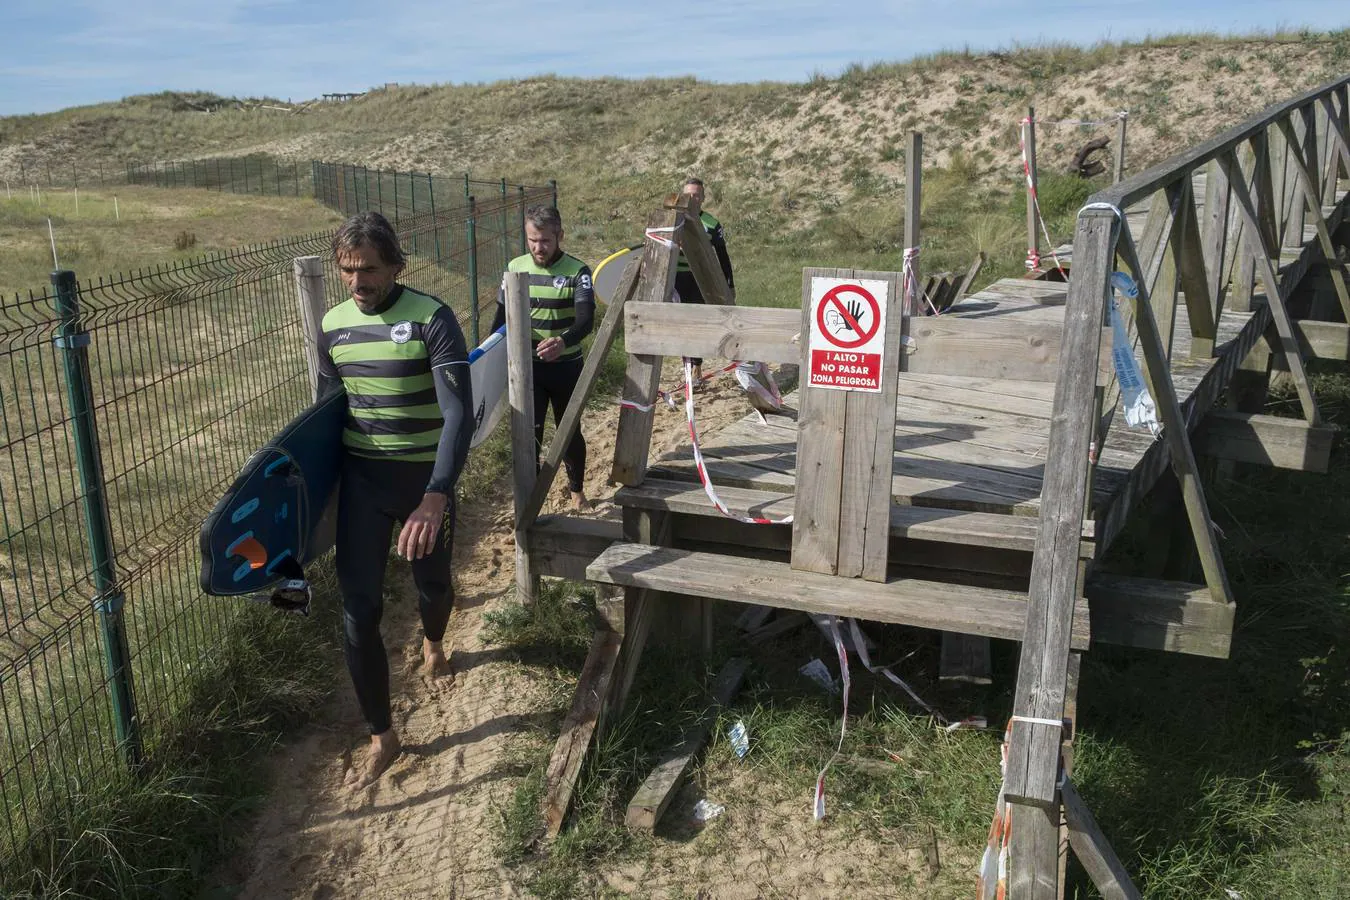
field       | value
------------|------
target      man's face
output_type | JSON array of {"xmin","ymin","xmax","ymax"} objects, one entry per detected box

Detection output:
[
  {"xmin": 681, "ymin": 183, "xmax": 705, "ymax": 212},
  {"xmin": 526, "ymin": 222, "xmax": 561, "ymax": 267},
  {"xmin": 337, "ymin": 243, "xmax": 401, "ymax": 311}
]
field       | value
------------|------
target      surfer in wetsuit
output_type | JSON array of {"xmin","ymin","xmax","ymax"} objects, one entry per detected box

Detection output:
[
  {"xmin": 673, "ymin": 176, "xmax": 735, "ymax": 388},
  {"xmin": 316, "ymin": 212, "xmax": 473, "ymax": 790},
  {"xmin": 491, "ymin": 205, "xmax": 595, "ymax": 511}
]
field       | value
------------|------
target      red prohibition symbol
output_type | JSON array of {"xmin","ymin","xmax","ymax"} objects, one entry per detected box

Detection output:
[{"xmin": 816, "ymin": 284, "xmax": 881, "ymax": 349}]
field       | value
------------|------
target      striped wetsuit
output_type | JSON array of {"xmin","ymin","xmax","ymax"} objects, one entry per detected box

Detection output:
[{"xmin": 317, "ymin": 284, "xmax": 472, "ymax": 735}]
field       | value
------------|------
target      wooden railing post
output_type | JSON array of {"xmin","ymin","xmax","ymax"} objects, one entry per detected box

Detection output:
[
  {"xmin": 1025, "ymin": 107, "xmax": 1040, "ymax": 272},
  {"xmin": 505, "ymin": 271, "xmax": 539, "ymax": 605},
  {"xmin": 1113, "ymin": 111, "xmax": 1128, "ymax": 184},
  {"xmin": 1006, "ymin": 207, "xmax": 1114, "ymax": 900}
]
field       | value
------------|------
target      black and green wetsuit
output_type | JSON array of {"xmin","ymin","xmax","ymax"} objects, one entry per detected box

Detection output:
[
  {"xmin": 317, "ymin": 284, "xmax": 472, "ymax": 736},
  {"xmin": 674, "ymin": 210, "xmax": 734, "ymax": 366},
  {"xmin": 492, "ymin": 250, "xmax": 595, "ymax": 494}
]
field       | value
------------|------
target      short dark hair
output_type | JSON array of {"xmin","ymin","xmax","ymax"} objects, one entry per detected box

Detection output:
[
  {"xmin": 332, "ymin": 212, "xmax": 405, "ymax": 268},
  {"xmin": 524, "ymin": 205, "xmax": 563, "ymax": 233},
  {"xmin": 683, "ymin": 176, "xmax": 705, "ymax": 189}
]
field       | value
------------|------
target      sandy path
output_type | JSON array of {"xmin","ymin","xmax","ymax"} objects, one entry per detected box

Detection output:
[{"xmin": 227, "ymin": 360, "xmax": 762, "ymax": 899}]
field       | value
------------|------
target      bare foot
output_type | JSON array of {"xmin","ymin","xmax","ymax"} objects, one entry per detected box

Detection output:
[
  {"xmin": 569, "ymin": 491, "xmax": 591, "ymax": 512},
  {"xmin": 344, "ymin": 730, "xmax": 401, "ymax": 791},
  {"xmin": 423, "ymin": 638, "xmax": 454, "ymax": 689}
]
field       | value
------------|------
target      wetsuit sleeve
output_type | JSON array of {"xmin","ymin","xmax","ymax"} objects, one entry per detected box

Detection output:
[
  {"xmin": 490, "ymin": 303, "xmax": 506, "ymax": 335},
  {"xmin": 423, "ymin": 306, "xmax": 473, "ymax": 495},
  {"xmin": 710, "ymin": 222, "xmax": 734, "ymax": 291},
  {"xmin": 315, "ymin": 328, "xmax": 344, "ymax": 399},
  {"xmin": 560, "ymin": 264, "xmax": 595, "ymax": 348}
]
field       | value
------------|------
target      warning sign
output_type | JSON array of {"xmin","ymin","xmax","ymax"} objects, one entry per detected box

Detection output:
[{"xmin": 808, "ymin": 277, "xmax": 889, "ymax": 392}]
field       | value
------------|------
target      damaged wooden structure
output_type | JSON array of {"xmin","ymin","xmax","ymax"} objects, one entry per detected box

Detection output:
[{"xmin": 509, "ymin": 74, "xmax": 1350, "ymax": 897}]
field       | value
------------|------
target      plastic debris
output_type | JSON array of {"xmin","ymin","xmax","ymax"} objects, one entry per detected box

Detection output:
[
  {"xmin": 799, "ymin": 657, "xmax": 837, "ymax": 693},
  {"xmin": 728, "ymin": 720, "xmax": 750, "ymax": 758},
  {"xmin": 691, "ymin": 799, "xmax": 725, "ymax": 823}
]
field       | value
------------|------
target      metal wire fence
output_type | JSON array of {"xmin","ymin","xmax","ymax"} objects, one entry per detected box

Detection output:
[
  {"xmin": 126, "ymin": 156, "xmax": 309, "ymax": 196},
  {"xmin": 0, "ymin": 180, "xmax": 545, "ymax": 864}
]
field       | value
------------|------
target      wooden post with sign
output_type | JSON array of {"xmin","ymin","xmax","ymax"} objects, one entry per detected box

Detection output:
[{"xmin": 792, "ymin": 268, "xmax": 903, "ymax": 581}]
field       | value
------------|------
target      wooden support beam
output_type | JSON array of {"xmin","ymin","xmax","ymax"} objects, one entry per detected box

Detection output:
[
  {"xmin": 518, "ymin": 256, "xmax": 641, "ymax": 529},
  {"xmin": 505, "ymin": 271, "xmax": 539, "ymax": 605},
  {"xmin": 1084, "ymin": 572, "xmax": 1235, "ymax": 659},
  {"xmin": 625, "ymin": 657, "xmax": 749, "ymax": 831},
  {"xmin": 1172, "ymin": 179, "xmax": 1218, "ymax": 357},
  {"xmin": 610, "ymin": 207, "xmax": 684, "ymax": 486},
  {"xmin": 1201, "ymin": 159, "xmax": 1232, "ymax": 329},
  {"xmin": 1319, "ymin": 93, "xmax": 1350, "ymax": 179},
  {"xmin": 1196, "ymin": 409, "xmax": 1338, "ymax": 473},
  {"xmin": 1217, "ymin": 149, "xmax": 1322, "ymax": 425},
  {"xmin": 672, "ymin": 193, "xmax": 733, "ymax": 306},
  {"xmin": 1005, "ymin": 211, "xmax": 1111, "ymax": 824},
  {"xmin": 541, "ymin": 630, "xmax": 623, "ymax": 838},
  {"xmin": 1294, "ymin": 319, "xmax": 1350, "ymax": 360},
  {"xmin": 622, "ymin": 301, "xmax": 1107, "ymax": 383},
  {"xmin": 954, "ymin": 251, "xmax": 987, "ymax": 304},
  {"xmin": 1277, "ymin": 116, "xmax": 1350, "ymax": 322},
  {"xmin": 529, "ymin": 514, "xmax": 622, "ymax": 581},
  {"xmin": 938, "ymin": 634, "xmax": 992, "ymax": 684},
  {"xmin": 1062, "ymin": 778, "xmax": 1143, "ymax": 900},
  {"xmin": 586, "ymin": 543, "xmax": 1092, "ymax": 647},
  {"xmin": 1117, "ymin": 224, "xmax": 1236, "ymax": 609}
]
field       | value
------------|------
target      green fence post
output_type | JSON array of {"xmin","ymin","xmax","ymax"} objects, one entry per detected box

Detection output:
[
  {"xmin": 51, "ymin": 269, "xmax": 142, "ymax": 769},
  {"xmin": 409, "ymin": 170, "xmax": 417, "ymax": 254},
  {"xmin": 549, "ymin": 179, "xmax": 558, "ymax": 210},
  {"xmin": 518, "ymin": 185, "xmax": 527, "ymax": 256},
  {"xmin": 467, "ymin": 196, "xmax": 480, "ymax": 346},
  {"xmin": 463, "ymin": 172, "xmax": 470, "ymax": 201},
  {"xmin": 500, "ymin": 178, "xmax": 510, "ymax": 271},
  {"xmin": 428, "ymin": 173, "xmax": 443, "ymax": 268}
]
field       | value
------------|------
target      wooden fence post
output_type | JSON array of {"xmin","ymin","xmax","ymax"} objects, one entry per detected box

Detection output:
[
  {"xmin": 293, "ymin": 256, "xmax": 327, "ymax": 401},
  {"xmin": 1114, "ymin": 111, "xmax": 1128, "ymax": 184},
  {"xmin": 505, "ymin": 271, "xmax": 539, "ymax": 605},
  {"xmin": 1025, "ymin": 107, "xmax": 1040, "ymax": 273}
]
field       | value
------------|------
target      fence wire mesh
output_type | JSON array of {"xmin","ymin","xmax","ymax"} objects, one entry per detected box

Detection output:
[{"xmin": 0, "ymin": 164, "xmax": 548, "ymax": 864}]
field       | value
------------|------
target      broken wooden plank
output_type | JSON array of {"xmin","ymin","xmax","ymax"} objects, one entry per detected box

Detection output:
[
  {"xmin": 625, "ymin": 657, "xmax": 750, "ymax": 831},
  {"xmin": 939, "ymin": 633, "xmax": 993, "ymax": 685},
  {"xmin": 542, "ymin": 630, "xmax": 623, "ymax": 838},
  {"xmin": 1062, "ymin": 778, "xmax": 1143, "ymax": 900}
]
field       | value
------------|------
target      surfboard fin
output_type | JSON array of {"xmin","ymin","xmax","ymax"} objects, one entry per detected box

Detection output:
[{"xmin": 252, "ymin": 554, "xmax": 312, "ymax": 618}]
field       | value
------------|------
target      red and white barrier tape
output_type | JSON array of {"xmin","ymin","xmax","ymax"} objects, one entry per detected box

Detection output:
[
  {"xmin": 977, "ymin": 723, "xmax": 1013, "ymax": 900},
  {"xmin": 902, "ymin": 246, "xmax": 940, "ymax": 316},
  {"xmin": 683, "ymin": 360, "xmax": 793, "ymax": 525},
  {"xmin": 1019, "ymin": 116, "xmax": 1069, "ymax": 278},
  {"xmin": 644, "ymin": 223, "xmax": 680, "ymax": 247}
]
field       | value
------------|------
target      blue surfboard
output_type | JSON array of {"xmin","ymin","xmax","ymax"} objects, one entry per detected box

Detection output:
[{"xmin": 200, "ymin": 323, "xmax": 510, "ymax": 604}]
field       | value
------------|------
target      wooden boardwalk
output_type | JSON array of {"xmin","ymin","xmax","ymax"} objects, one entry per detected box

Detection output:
[{"xmin": 631, "ymin": 184, "xmax": 1347, "ymax": 580}]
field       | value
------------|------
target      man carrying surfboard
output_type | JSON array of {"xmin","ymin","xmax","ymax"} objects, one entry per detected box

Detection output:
[
  {"xmin": 674, "ymin": 176, "xmax": 735, "ymax": 388},
  {"xmin": 317, "ymin": 212, "xmax": 474, "ymax": 790},
  {"xmin": 491, "ymin": 205, "xmax": 595, "ymax": 511}
]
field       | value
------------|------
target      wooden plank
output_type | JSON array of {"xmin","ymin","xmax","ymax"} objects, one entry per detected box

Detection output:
[
  {"xmin": 625, "ymin": 657, "xmax": 749, "ymax": 831},
  {"xmin": 1062, "ymin": 778, "xmax": 1143, "ymax": 900},
  {"xmin": 505, "ymin": 271, "xmax": 539, "ymax": 605},
  {"xmin": 519, "ymin": 255, "xmax": 641, "ymax": 528},
  {"xmin": 1118, "ymin": 225, "xmax": 1236, "ymax": 608},
  {"xmin": 1217, "ymin": 149, "xmax": 1322, "ymax": 424},
  {"xmin": 856, "ymin": 269, "xmax": 904, "ymax": 581},
  {"xmin": 1085, "ymin": 572, "xmax": 1235, "ymax": 659},
  {"xmin": 938, "ymin": 634, "xmax": 992, "ymax": 684},
  {"xmin": 1319, "ymin": 93, "xmax": 1350, "ymax": 175},
  {"xmin": 586, "ymin": 543, "xmax": 1092, "ymax": 648},
  {"xmin": 622, "ymin": 302, "xmax": 1097, "ymax": 382},
  {"xmin": 541, "ymin": 630, "xmax": 623, "ymax": 838},
  {"xmin": 792, "ymin": 267, "xmax": 849, "ymax": 574},
  {"xmin": 528, "ymin": 514, "xmax": 621, "ymax": 581},
  {"xmin": 1195, "ymin": 409, "xmax": 1338, "ymax": 473},
  {"xmin": 1294, "ymin": 319, "xmax": 1350, "ymax": 360},
  {"xmin": 1005, "ymin": 210, "xmax": 1112, "ymax": 824},
  {"xmin": 746, "ymin": 611, "xmax": 810, "ymax": 644},
  {"xmin": 672, "ymin": 193, "xmax": 733, "ymax": 307},
  {"xmin": 954, "ymin": 251, "xmax": 986, "ymax": 303},
  {"xmin": 610, "ymin": 207, "xmax": 684, "ymax": 486}
]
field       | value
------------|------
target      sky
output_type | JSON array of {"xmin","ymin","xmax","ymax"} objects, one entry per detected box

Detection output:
[{"xmin": 2, "ymin": 0, "xmax": 1348, "ymax": 117}]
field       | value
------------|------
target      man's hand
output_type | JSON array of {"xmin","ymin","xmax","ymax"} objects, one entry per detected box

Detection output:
[
  {"xmin": 398, "ymin": 492, "xmax": 449, "ymax": 560},
  {"xmin": 536, "ymin": 336, "xmax": 566, "ymax": 362}
]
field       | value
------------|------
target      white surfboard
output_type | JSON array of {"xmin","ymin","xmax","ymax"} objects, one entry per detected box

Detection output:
[
  {"xmin": 467, "ymin": 326, "xmax": 509, "ymax": 447},
  {"xmin": 592, "ymin": 245, "xmax": 642, "ymax": 304}
]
